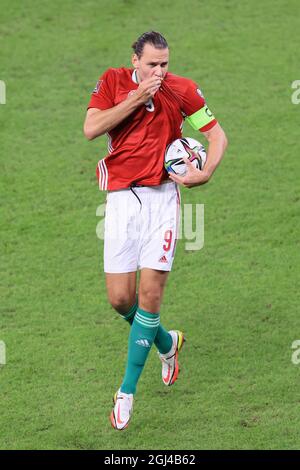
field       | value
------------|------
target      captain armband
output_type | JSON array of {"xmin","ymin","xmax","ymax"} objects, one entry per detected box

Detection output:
[{"xmin": 186, "ymin": 106, "xmax": 215, "ymax": 130}]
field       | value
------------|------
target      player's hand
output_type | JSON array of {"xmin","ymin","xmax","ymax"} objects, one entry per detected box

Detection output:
[
  {"xmin": 135, "ymin": 76, "xmax": 163, "ymax": 103},
  {"xmin": 168, "ymin": 156, "xmax": 211, "ymax": 188}
]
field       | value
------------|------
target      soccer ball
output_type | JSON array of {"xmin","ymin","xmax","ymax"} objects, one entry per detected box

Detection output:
[{"xmin": 164, "ymin": 137, "xmax": 207, "ymax": 176}]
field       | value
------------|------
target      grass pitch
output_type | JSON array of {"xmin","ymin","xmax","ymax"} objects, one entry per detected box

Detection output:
[{"xmin": 1, "ymin": 0, "xmax": 300, "ymax": 450}]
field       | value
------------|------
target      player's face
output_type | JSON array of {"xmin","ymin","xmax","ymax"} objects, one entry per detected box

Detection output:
[{"xmin": 132, "ymin": 44, "xmax": 169, "ymax": 82}]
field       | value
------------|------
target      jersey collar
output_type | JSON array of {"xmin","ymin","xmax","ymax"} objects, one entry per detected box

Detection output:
[{"xmin": 132, "ymin": 69, "xmax": 139, "ymax": 84}]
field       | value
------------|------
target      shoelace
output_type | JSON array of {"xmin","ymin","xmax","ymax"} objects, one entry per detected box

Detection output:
[
  {"xmin": 117, "ymin": 394, "xmax": 133, "ymax": 410},
  {"xmin": 160, "ymin": 351, "xmax": 176, "ymax": 363}
]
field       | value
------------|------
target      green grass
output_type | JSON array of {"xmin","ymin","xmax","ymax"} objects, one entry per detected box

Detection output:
[{"xmin": 1, "ymin": 0, "xmax": 300, "ymax": 450}]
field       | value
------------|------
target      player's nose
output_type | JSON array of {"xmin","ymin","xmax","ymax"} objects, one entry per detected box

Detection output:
[{"xmin": 153, "ymin": 65, "xmax": 163, "ymax": 77}]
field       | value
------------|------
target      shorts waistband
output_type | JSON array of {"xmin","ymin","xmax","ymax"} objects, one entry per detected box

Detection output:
[
  {"xmin": 129, "ymin": 181, "xmax": 175, "ymax": 192},
  {"xmin": 130, "ymin": 180, "xmax": 172, "ymax": 188},
  {"xmin": 108, "ymin": 180, "xmax": 176, "ymax": 194}
]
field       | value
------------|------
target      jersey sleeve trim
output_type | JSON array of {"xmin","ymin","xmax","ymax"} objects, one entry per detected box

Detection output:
[{"xmin": 186, "ymin": 105, "xmax": 215, "ymax": 130}]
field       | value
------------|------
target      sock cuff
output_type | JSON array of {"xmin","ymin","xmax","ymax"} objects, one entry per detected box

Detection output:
[
  {"xmin": 135, "ymin": 307, "xmax": 160, "ymax": 328},
  {"xmin": 123, "ymin": 298, "xmax": 138, "ymax": 321}
]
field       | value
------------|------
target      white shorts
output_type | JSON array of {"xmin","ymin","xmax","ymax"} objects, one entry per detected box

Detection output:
[{"xmin": 104, "ymin": 182, "xmax": 181, "ymax": 273}]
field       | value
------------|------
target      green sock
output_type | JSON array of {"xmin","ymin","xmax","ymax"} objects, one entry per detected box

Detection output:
[
  {"xmin": 153, "ymin": 323, "xmax": 173, "ymax": 354},
  {"xmin": 121, "ymin": 308, "xmax": 160, "ymax": 394},
  {"xmin": 122, "ymin": 299, "xmax": 172, "ymax": 355},
  {"xmin": 122, "ymin": 297, "xmax": 138, "ymax": 324}
]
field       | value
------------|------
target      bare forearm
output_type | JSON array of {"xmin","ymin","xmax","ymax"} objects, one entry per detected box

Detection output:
[
  {"xmin": 204, "ymin": 132, "xmax": 228, "ymax": 178},
  {"xmin": 84, "ymin": 95, "xmax": 143, "ymax": 140}
]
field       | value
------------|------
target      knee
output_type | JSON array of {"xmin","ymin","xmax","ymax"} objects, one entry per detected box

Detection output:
[
  {"xmin": 139, "ymin": 287, "xmax": 161, "ymax": 312},
  {"xmin": 108, "ymin": 293, "xmax": 135, "ymax": 314}
]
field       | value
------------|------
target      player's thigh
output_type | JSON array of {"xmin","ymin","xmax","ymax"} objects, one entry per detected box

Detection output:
[
  {"xmin": 138, "ymin": 268, "xmax": 169, "ymax": 312},
  {"xmin": 105, "ymin": 272, "xmax": 137, "ymax": 313},
  {"xmin": 139, "ymin": 183, "xmax": 180, "ymax": 272},
  {"xmin": 104, "ymin": 189, "xmax": 140, "ymax": 273}
]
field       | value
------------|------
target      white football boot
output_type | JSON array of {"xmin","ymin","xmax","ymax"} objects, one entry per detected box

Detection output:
[
  {"xmin": 158, "ymin": 330, "xmax": 185, "ymax": 386},
  {"xmin": 110, "ymin": 389, "xmax": 134, "ymax": 430}
]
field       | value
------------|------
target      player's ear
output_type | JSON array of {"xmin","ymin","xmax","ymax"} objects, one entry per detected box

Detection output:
[{"xmin": 132, "ymin": 53, "xmax": 139, "ymax": 69}]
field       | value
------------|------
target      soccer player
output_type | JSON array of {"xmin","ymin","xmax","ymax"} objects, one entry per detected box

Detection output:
[{"xmin": 84, "ymin": 31, "xmax": 228, "ymax": 430}]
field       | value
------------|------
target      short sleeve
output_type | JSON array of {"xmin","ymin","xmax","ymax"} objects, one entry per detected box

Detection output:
[
  {"xmin": 181, "ymin": 79, "xmax": 217, "ymax": 132},
  {"xmin": 87, "ymin": 68, "xmax": 115, "ymax": 110}
]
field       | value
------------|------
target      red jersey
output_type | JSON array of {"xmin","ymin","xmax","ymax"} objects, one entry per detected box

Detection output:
[{"xmin": 88, "ymin": 68, "xmax": 217, "ymax": 191}]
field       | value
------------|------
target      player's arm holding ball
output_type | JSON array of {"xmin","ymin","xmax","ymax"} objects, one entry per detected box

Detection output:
[
  {"xmin": 169, "ymin": 122, "xmax": 228, "ymax": 188},
  {"xmin": 169, "ymin": 80, "xmax": 228, "ymax": 188}
]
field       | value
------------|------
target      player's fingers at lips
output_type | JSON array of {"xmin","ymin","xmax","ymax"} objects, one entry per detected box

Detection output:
[
  {"xmin": 150, "ymin": 77, "xmax": 162, "ymax": 86},
  {"xmin": 149, "ymin": 82, "xmax": 161, "ymax": 90}
]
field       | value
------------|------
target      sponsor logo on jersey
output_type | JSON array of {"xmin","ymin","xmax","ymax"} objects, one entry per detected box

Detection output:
[{"xmin": 159, "ymin": 255, "xmax": 168, "ymax": 263}]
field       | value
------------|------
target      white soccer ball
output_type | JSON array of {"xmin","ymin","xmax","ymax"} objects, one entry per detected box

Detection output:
[{"xmin": 164, "ymin": 137, "xmax": 207, "ymax": 176}]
